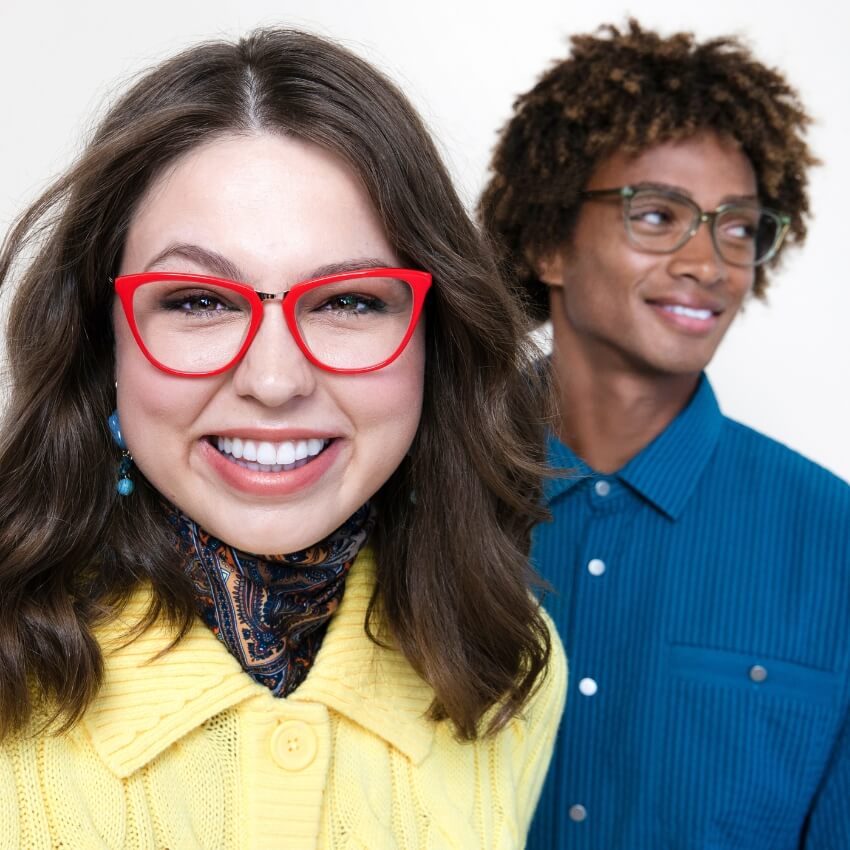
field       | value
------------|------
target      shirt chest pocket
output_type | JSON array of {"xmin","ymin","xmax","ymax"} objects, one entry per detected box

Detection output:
[{"xmin": 660, "ymin": 643, "xmax": 844, "ymax": 850}]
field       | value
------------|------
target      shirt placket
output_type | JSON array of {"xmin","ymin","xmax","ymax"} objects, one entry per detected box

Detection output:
[{"xmin": 558, "ymin": 476, "xmax": 637, "ymax": 845}]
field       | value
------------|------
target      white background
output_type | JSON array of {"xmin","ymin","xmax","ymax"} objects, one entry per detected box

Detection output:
[{"xmin": 1, "ymin": 0, "xmax": 848, "ymax": 480}]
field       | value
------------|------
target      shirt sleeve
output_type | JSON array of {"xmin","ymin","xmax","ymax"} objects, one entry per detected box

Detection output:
[{"xmin": 802, "ymin": 702, "xmax": 850, "ymax": 846}]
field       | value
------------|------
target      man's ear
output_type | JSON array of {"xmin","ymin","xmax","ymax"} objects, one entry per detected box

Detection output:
[{"xmin": 533, "ymin": 249, "xmax": 568, "ymax": 288}]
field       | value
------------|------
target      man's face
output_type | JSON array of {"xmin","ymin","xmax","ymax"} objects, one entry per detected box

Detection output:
[{"xmin": 539, "ymin": 131, "xmax": 758, "ymax": 379}]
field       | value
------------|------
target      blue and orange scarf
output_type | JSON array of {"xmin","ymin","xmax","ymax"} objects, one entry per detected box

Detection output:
[{"xmin": 165, "ymin": 502, "xmax": 375, "ymax": 697}]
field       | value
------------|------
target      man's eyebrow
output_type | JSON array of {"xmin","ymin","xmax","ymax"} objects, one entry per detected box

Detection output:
[
  {"xmin": 146, "ymin": 243, "xmax": 244, "ymax": 282},
  {"xmin": 631, "ymin": 181, "xmax": 694, "ymax": 197},
  {"xmin": 631, "ymin": 181, "xmax": 760, "ymax": 205}
]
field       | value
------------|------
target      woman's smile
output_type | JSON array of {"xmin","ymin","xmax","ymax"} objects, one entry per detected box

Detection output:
[
  {"xmin": 212, "ymin": 434, "xmax": 330, "ymax": 471},
  {"xmin": 198, "ymin": 433, "xmax": 344, "ymax": 498}
]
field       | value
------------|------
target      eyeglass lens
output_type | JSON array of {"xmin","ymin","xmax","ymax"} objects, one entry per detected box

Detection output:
[
  {"xmin": 130, "ymin": 274, "xmax": 415, "ymax": 373},
  {"xmin": 626, "ymin": 190, "xmax": 783, "ymax": 265}
]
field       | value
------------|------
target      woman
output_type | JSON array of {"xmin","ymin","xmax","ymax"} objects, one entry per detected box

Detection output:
[{"xmin": 0, "ymin": 29, "xmax": 565, "ymax": 849}]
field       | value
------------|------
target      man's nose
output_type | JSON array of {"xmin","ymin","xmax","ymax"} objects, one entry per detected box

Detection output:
[{"xmin": 666, "ymin": 219, "xmax": 728, "ymax": 286}]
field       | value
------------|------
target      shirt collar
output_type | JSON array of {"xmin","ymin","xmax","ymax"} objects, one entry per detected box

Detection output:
[
  {"xmin": 83, "ymin": 548, "xmax": 436, "ymax": 778},
  {"xmin": 543, "ymin": 433, "xmax": 593, "ymax": 503},
  {"xmin": 544, "ymin": 374, "xmax": 724, "ymax": 520}
]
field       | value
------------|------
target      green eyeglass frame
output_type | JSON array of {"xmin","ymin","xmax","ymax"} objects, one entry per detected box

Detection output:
[{"xmin": 581, "ymin": 185, "xmax": 791, "ymax": 267}]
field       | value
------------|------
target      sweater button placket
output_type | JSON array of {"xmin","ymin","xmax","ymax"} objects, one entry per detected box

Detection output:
[{"xmin": 271, "ymin": 719, "xmax": 318, "ymax": 771}]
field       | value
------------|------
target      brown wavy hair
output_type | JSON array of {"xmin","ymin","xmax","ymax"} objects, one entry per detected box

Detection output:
[
  {"xmin": 0, "ymin": 28, "xmax": 551, "ymax": 741},
  {"xmin": 479, "ymin": 19, "xmax": 817, "ymax": 322}
]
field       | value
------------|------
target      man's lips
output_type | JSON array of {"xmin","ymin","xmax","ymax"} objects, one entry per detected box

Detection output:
[
  {"xmin": 656, "ymin": 304, "xmax": 715, "ymax": 321},
  {"xmin": 645, "ymin": 294, "xmax": 725, "ymax": 317},
  {"xmin": 645, "ymin": 297, "xmax": 724, "ymax": 333}
]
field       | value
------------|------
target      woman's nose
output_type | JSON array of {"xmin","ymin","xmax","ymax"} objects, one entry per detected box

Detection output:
[{"xmin": 230, "ymin": 301, "xmax": 317, "ymax": 406}]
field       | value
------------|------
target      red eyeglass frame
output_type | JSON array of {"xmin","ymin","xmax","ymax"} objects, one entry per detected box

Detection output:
[{"xmin": 114, "ymin": 267, "xmax": 432, "ymax": 377}]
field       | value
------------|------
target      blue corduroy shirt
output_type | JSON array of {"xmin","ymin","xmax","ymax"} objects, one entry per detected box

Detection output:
[{"xmin": 528, "ymin": 375, "xmax": 850, "ymax": 850}]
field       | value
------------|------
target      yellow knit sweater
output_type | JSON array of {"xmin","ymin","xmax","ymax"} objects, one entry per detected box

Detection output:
[{"xmin": 0, "ymin": 550, "xmax": 566, "ymax": 849}]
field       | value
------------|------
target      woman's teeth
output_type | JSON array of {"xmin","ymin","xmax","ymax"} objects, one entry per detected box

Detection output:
[{"xmin": 215, "ymin": 436, "xmax": 328, "ymax": 472}]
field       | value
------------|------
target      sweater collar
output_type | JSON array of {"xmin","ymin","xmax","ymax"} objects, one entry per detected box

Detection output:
[{"xmin": 83, "ymin": 548, "xmax": 436, "ymax": 778}]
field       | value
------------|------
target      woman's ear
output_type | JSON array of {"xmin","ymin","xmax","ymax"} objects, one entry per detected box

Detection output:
[{"xmin": 533, "ymin": 249, "xmax": 568, "ymax": 288}]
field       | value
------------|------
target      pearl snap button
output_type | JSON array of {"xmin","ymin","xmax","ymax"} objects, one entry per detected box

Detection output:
[
  {"xmin": 749, "ymin": 664, "xmax": 768, "ymax": 683},
  {"xmin": 594, "ymin": 480, "xmax": 611, "ymax": 497},
  {"xmin": 587, "ymin": 558, "xmax": 606, "ymax": 576},
  {"xmin": 271, "ymin": 720, "xmax": 318, "ymax": 771},
  {"xmin": 569, "ymin": 804, "xmax": 587, "ymax": 822}
]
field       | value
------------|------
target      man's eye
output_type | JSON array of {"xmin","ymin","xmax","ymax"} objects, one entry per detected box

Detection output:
[
  {"xmin": 722, "ymin": 220, "xmax": 757, "ymax": 240},
  {"xmin": 629, "ymin": 204, "xmax": 679, "ymax": 228}
]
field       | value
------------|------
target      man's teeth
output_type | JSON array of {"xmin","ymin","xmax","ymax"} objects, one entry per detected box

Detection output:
[
  {"xmin": 215, "ymin": 436, "xmax": 327, "ymax": 471},
  {"xmin": 662, "ymin": 304, "xmax": 713, "ymax": 320}
]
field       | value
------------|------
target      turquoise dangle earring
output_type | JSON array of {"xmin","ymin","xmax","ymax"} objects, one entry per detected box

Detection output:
[{"xmin": 108, "ymin": 410, "xmax": 135, "ymax": 496}]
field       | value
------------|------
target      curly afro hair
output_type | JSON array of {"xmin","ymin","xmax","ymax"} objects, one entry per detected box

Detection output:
[{"xmin": 478, "ymin": 19, "xmax": 816, "ymax": 322}]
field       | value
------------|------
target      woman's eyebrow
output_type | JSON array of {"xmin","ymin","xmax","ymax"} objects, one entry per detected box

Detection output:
[
  {"xmin": 146, "ymin": 243, "xmax": 245, "ymax": 281},
  {"xmin": 305, "ymin": 258, "xmax": 398, "ymax": 279},
  {"xmin": 144, "ymin": 248, "xmax": 395, "ymax": 284}
]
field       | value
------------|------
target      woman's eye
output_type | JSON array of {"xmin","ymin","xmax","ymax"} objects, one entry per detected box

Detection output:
[
  {"xmin": 321, "ymin": 293, "xmax": 386, "ymax": 314},
  {"xmin": 162, "ymin": 290, "xmax": 238, "ymax": 313}
]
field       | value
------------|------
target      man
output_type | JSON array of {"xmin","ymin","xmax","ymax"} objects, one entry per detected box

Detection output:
[{"xmin": 480, "ymin": 21, "xmax": 850, "ymax": 850}]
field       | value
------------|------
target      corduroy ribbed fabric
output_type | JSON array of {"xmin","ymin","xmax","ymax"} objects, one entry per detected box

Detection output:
[
  {"xmin": 1, "ymin": 549, "xmax": 566, "ymax": 849},
  {"xmin": 528, "ymin": 375, "xmax": 850, "ymax": 850}
]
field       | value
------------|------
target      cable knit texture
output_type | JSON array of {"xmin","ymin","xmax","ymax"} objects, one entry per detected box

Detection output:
[{"xmin": 0, "ymin": 548, "xmax": 566, "ymax": 849}]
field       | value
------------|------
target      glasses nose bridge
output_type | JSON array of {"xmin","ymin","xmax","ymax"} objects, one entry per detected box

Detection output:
[
  {"xmin": 682, "ymin": 207, "xmax": 720, "ymax": 250},
  {"xmin": 255, "ymin": 287, "xmax": 290, "ymax": 303},
  {"xmin": 673, "ymin": 208, "xmax": 727, "ymax": 272},
  {"xmin": 247, "ymin": 288, "xmax": 299, "ymax": 352},
  {"xmin": 688, "ymin": 208, "xmax": 714, "ymax": 234}
]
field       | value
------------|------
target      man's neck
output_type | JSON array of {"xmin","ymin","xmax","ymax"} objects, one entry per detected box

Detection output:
[{"xmin": 551, "ymin": 340, "xmax": 700, "ymax": 475}]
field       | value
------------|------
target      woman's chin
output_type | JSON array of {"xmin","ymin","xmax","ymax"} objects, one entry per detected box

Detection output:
[{"xmin": 177, "ymin": 505, "xmax": 348, "ymax": 555}]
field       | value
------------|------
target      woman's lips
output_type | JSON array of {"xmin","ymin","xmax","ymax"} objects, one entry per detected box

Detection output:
[
  {"xmin": 198, "ymin": 435, "xmax": 341, "ymax": 496},
  {"xmin": 215, "ymin": 435, "xmax": 328, "ymax": 470}
]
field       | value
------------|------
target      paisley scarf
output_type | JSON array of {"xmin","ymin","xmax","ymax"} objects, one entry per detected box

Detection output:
[{"xmin": 165, "ymin": 502, "xmax": 375, "ymax": 697}]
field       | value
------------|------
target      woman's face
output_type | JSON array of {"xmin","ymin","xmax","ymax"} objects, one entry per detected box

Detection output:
[{"xmin": 114, "ymin": 133, "xmax": 425, "ymax": 553}]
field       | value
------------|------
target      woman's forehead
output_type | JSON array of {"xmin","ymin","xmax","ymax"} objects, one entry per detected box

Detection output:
[{"xmin": 121, "ymin": 132, "xmax": 399, "ymax": 286}]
